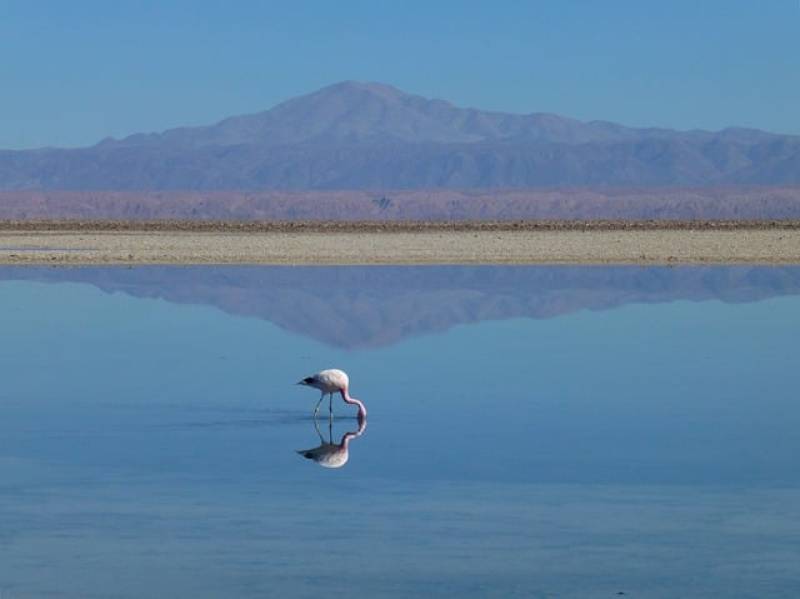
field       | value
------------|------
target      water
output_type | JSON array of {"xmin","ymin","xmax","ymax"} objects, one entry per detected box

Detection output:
[{"xmin": 0, "ymin": 266, "xmax": 799, "ymax": 598}]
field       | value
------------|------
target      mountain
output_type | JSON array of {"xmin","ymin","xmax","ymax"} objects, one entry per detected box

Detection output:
[
  {"xmin": 1, "ymin": 81, "xmax": 800, "ymax": 190},
  {"xmin": 2, "ymin": 265, "xmax": 799, "ymax": 349}
]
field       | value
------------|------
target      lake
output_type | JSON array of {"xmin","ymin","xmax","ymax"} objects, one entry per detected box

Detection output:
[{"xmin": 0, "ymin": 265, "xmax": 799, "ymax": 598}]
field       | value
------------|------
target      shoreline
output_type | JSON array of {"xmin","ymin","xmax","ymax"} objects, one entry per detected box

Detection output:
[{"xmin": 1, "ymin": 221, "xmax": 799, "ymax": 265}]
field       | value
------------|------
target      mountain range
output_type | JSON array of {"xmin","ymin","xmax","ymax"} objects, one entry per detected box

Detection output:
[
  {"xmin": 2, "ymin": 81, "xmax": 800, "ymax": 191},
  {"xmin": 2, "ymin": 265, "xmax": 799, "ymax": 348}
]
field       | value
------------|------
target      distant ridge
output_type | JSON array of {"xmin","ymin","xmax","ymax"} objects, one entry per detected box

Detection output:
[
  {"xmin": 2, "ymin": 187, "xmax": 800, "ymax": 221},
  {"xmin": 1, "ymin": 81, "xmax": 800, "ymax": 191}
]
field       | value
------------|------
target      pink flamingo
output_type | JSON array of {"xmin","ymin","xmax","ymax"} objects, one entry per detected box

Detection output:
[
  {"xmin": 297, "ymin": 368, "xmax": 367, "ymax": 421},
  {"xmin": 296, "ymin": 417, "xmax": 367, "ymax": 469}
]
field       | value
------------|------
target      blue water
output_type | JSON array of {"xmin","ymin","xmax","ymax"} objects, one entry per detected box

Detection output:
[{"xmin": 0, "ymin": 266, "xmax": 799, "ymax": 598}]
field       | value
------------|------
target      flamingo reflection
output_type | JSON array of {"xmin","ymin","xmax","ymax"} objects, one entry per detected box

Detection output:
[{"xmin": 296, "ymin": 416, "xmax": 367, "ymax": 469}]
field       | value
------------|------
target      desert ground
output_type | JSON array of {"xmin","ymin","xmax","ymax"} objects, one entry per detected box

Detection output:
[{"xmin": 0, "ymin": 221, "xmax": 799, "ymax": 265}]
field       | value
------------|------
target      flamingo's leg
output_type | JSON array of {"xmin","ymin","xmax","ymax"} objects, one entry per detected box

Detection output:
[
  {"xmin": 313, "ymin": 392, "xmax": 325, "ymax": 418},
  {"xmin": 313, "ymin": 415, "xmax": 324, "ymax": 444},
  {"xmin": 329, "ymin": 392, "xmax": 334, "ymax": 419}
]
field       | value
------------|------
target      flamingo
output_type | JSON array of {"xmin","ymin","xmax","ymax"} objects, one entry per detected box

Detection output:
[
  {"xmin": 297, "ymin": 368, "xmax": 367, "ymax": 421},
  {"xmin": 296, "ymin": 416, "xmax": 367, "ymax": 469}
]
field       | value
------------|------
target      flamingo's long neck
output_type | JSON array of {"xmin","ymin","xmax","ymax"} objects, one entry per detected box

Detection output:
[{"xmin": 340, "ymin": 388, "xmax": 367, "ymax": 421}]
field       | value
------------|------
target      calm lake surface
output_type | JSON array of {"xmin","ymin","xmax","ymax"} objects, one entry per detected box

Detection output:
[{"xmin": 0, "ymin": 266, "xmax": 799, "ymax": 598}]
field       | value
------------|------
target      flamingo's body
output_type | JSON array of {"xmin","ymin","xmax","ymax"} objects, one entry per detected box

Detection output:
[{"xmin": 297, "ymin": 368, "xmax": 367, "ymax": 421}]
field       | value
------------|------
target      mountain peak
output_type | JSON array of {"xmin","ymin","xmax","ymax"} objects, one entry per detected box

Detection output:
[
  {"xmin": 315, "ymin": 80, "xmax": 407, "ymax": 98},
  {"xmin": 92, "ymin": 81, "xmax": 656, "ymax": 150}
]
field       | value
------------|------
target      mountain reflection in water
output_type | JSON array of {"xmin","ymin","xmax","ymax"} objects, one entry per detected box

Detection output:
[{"xmin": 1, "ymin": 265, "xmax": 799, "ymax": 349}]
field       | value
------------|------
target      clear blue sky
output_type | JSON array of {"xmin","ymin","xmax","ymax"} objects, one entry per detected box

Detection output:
[{"xmin": 1, "ymin": 0, "xmax": 798, "ymax": 149}]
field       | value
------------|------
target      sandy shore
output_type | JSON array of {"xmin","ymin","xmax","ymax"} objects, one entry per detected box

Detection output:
[{"xmin": 0, "ymin": 221, "xmax": 799, "ymax": 264}]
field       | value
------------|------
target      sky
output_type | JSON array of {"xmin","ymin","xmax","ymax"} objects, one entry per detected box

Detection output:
[{"xmin": 1, "ymin": 0, "xmax": 799, "ymax": 149}]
